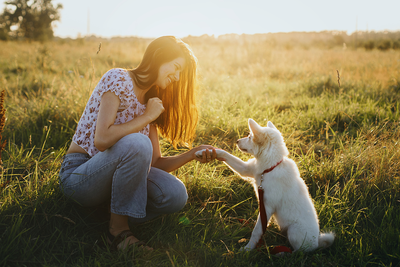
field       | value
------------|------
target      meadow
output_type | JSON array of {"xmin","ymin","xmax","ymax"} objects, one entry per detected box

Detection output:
[{"xmin": 0, "ymin": 35, "xmax": 399, "ymax": 266}]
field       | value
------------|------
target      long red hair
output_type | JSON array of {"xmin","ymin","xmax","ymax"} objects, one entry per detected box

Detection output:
[{"xmin": 128, "ymin": 36, "xmax": 198, "ymax": 148}]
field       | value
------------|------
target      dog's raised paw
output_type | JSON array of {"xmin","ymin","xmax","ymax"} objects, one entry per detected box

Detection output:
[{"xmin": 194, "ymin": 150, "xmax": 206, "ymax": 158}]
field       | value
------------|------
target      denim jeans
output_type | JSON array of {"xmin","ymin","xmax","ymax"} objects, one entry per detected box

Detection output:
[{"xmin": 59, "ymin": 133, "xmax": 188, "ymax": 223}]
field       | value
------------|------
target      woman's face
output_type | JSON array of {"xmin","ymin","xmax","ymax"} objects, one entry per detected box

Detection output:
[{"xmin": 156, "ymin": 57, "xmax": 186, "ymax": 89}]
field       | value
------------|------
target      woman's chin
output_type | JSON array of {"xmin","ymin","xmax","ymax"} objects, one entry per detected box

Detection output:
[{"xmin": 161, "ymin": 83, "xmax": 170, "ymax": 90}]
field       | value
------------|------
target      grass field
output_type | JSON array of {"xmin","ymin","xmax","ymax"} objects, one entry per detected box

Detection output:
[{"xmin": 0, "ymin": 36, "xmax": 399, "ymax": 266}]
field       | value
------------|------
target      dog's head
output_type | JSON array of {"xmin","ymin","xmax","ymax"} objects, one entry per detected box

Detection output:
[{"xmin": 237, "ymin": 119, "xmax": 289, "ymax": 159}]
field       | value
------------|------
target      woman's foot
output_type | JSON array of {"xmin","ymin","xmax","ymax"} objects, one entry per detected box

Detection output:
[
  {"xmin": 108, "ymin": 212, "xmax": 153, "ymax": 251},
  {"xmin": 107, "ymin": 229, "xmax": 153, "ymax": 251}
]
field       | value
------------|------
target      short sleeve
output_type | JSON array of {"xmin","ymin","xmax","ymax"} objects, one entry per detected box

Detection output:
[{"xmin": 96, "ymin": 68, "xmax": 133, "ymax": 107}]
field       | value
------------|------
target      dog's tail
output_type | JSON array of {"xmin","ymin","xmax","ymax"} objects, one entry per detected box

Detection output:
[{"xmin": 318, "ymin": 232, "xmax": 335, "ymax": 249}]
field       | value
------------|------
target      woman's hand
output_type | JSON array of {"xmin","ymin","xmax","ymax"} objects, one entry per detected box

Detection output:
[
  {"xmin": 192, "ymin": 145, "xmax": 219, "ymax": 163},
  {"xmin": 144, "ymin": 97, "xmax": 165, "ymax": 122}
]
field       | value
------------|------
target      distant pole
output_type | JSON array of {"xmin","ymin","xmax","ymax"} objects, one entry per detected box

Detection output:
[
  {"xmin": 87, "ymin": 8, "xmax": 90, "ymax": 37},
  {"xmin": 355, "ymin": 16, "xmax": 358, "ymax": 49}
]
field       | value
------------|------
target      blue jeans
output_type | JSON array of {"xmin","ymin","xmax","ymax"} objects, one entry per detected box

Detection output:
[{"xmin": 59, "ymin": 133, "xmax": 188, "ymax": 223}]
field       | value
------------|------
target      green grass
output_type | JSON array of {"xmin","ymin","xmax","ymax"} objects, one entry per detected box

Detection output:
[{"xmin": 0, "ymin": 38, "xmax": 399, "ymax": 266}]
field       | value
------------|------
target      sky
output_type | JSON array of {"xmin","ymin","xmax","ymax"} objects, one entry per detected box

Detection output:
[{"xmin": 6, "ymin": 0, "xmax": 400, "ymax": 38}]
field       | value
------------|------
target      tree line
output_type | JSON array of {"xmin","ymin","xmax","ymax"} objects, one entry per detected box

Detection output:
[{"xmin": 0, "ymin": 0, "xmax": 62, "ymax": 41}]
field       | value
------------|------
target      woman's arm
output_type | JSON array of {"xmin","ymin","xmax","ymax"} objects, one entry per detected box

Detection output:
[
  {"xmin": 94, "ymin": 92, "xmax": 164, "ymax": 151},
  {"xmin": 149, "ymin": 124, "xmax": 217, "ymax": 172}
]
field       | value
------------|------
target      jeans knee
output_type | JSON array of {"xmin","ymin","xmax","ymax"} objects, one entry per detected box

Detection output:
[
  {"xmin": 115, "ymin": 133, "xmax": 152, "ymax": 161},
  {"xmin": 125, "ymin": 133, "xmax": 152, "ymax": 151},
  {"xmin": 168, "ymin": 181, "xmax": 188, "ymax": 212}
]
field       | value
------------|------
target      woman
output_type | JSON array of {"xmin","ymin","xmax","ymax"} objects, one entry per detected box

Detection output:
[{"xmin": 59, "ymin": 36, "xmax": 217, "ymax": 251}]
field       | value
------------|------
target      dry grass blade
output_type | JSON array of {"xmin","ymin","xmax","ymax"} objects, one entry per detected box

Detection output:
[
  {"xmin": 165, "ymin": 251, "xmax": 175, "ymax": 267},
  {"xmin": 54, "ymin": 214, "xmax": 76, "ymax": 224},
  {"xmin": 0, "ymin": 90, "xmax": 6, "ymax": 167},
  {"xmin": 96, "ymin": 42, "xmax": 102, "ymax": 54},
  {"xmin": 221, "ymin": 240, "xmax": 234, "ymax": 259}
]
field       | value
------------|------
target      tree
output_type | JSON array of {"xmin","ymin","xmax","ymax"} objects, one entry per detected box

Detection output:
[{"xmin": 0, "ymin": 0, "xmax": 62, "ymax": 41}]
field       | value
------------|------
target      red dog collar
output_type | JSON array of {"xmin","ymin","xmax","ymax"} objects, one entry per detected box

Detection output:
[{"xmin": 261, "ymin": 159, "xmax": 283, "ymax": 175}]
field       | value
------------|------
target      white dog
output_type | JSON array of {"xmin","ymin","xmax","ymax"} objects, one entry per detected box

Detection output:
[{"xmin": 196, "ymin": 119, "xmax": 334, "ymax": 252}]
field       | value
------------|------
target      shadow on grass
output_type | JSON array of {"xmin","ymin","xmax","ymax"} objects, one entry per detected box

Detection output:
[{"xmin": 0, "ymin": 186, "xmax": 113, "ymax": 266}]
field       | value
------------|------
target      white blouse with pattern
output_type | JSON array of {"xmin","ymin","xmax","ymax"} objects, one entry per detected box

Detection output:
[{"xmin": 72, "ymin": 68, "xmax": 149, "ymax": 156}]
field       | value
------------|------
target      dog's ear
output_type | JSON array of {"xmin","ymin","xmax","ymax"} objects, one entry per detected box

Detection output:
[
  {"xmin": 267, "ymin": 121, "xmax": 277, "ymax": 130},
  {"xmin": 248, "ymin": 118, "xmax": 262, "ymax": 135}
]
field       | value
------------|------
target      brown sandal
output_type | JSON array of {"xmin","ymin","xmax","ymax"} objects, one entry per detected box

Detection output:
[{"xmin": 107, "ymin": 230, "xmax": 146, "ymax": 251}]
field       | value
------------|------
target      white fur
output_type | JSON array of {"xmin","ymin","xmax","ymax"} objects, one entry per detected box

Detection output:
[{"xmin": 196, "ymin": 119, "xmax": 334, "ymax": 252}]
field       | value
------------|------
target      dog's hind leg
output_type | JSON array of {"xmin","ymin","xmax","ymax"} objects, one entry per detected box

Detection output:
[{"xmin": 287, "ymin": 224, "xmax": 319, "ymax": 252}]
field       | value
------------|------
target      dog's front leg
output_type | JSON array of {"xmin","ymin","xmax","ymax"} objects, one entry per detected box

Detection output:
[
  {"xmin": 216, "ymin": 150, "xmax": 254, "ymax": 178},
  {"xmin": 242, "ymin": 213, "xmax": 263, "ymax": 251},
  {"xmin": 195, "ymin": 149, "xmax": 254, "ymax": 178},
  {"xmin": 242, "ymin": 202, "xmax": 274, "ymax": 251}
]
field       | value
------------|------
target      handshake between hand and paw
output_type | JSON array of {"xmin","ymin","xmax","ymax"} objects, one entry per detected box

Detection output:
[{"xmin": 195, "ymin": 148, "xmax": 226, "ymax": 162}]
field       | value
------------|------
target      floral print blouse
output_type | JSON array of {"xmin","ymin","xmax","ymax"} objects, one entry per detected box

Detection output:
[{"xmin": 72, "ymin": 68, "xmax": 149, "ymax": 156}]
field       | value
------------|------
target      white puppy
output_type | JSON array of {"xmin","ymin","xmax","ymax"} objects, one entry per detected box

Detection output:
[{"xmin": 196, "ymin": 119, "xmax": 334, "ymax": 252}]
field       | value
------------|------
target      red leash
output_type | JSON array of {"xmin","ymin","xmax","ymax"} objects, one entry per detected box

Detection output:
[
  {"xmin": 258, "ymin": 159, "xmax": 283, "ymax": 236},
  {"xmin": 256, "ymin": 186, "xmax": 268, "ymax": 247},
  {"xmin": 256, "ymin": 159, "xmax": 291, "ymax": 254}
]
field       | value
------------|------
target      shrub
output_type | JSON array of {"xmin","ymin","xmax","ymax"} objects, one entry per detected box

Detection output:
[
  {"xmin": 363, "ymin": 40, "xmax": 375, "ymax": 51},
  {"xmin": 392, "ymin": 40, "xmax": 400, "ymax": 50},
  {"xmin": 377, "ymin": 40, "xmax": 392, "ymax": 51}
]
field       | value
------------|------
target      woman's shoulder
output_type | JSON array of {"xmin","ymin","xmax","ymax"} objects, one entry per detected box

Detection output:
[
  {"xmin": 101, "ymin": 68, "xmax": 129, "ymax": 80},
  {"xmin": 95, "ymin": 68, "xmax": 134, "ymax": 99},
  {"xmin": 97, "ymin": 68, "xmax": 132, "ymax": 87}
]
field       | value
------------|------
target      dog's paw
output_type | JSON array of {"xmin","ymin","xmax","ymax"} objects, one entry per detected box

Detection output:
[
  {"xmin": 195, "ymin": 149, "xmax": 207, "ymax": 158},
  {"xmin": 239, "ymin": 246, "xmax": 252, "ymax": 252}
]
